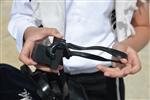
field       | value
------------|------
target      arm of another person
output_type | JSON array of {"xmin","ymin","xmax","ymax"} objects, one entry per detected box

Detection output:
[{"xmin": 97, "ymin": 1, "xmax": 149, "ymax": 78}]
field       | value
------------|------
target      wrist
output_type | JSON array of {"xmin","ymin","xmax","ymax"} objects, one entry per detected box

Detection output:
[{"xmin": 112, "ymin": 42, "xmax": 129, "ymax": 52}]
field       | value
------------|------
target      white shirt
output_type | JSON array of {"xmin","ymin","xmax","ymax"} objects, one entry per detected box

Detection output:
[{"xmin": 8, "ymin": 0, "xmax": 115, "ymax": 74}]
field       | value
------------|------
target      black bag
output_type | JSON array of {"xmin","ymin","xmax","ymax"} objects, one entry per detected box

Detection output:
[
  {"xmin": 0, "ymin": 64, "xmax": 89, "ymax": 100},
  {"xmin": 0, "ymin": 64, "xmax": 40, "ymax": 100}
]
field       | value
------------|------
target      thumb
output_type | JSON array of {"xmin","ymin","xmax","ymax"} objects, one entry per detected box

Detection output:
[
  {"xmin": 47, "ymin": 28, "xmax": 63, "ymax": 38},
  {"xmin": 97, "ymin": 65, "xmax": 111, "ymax": 77},
  {"xmin": 96, "ymin": 64, "xmax": 108, "ymax": 73}
]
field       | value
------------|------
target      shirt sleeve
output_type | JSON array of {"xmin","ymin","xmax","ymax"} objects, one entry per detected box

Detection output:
[{"xmin": 8, "ymin": 0, "xmax": 41, "ymax": 52}]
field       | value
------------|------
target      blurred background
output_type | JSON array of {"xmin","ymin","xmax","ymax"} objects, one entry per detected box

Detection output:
[{"xmin": 0, "ymin": 0, "xmax": 149, "ymax": 100}]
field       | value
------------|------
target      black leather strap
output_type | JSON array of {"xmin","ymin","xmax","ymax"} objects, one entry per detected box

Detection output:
[
  {"xmin": 32, "ymin": 38, "xmax": 128, "ymax": 69},
  {"xmin": 69, "ymin": 51, "xmax": 121, "ymax": 63},
  {"xmin": 66, "ymin": 43, "xmax": 127, "ymax": 63}
]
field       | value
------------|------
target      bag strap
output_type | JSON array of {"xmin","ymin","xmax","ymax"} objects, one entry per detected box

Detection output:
[
  {"xmin": 20, "ymin": 65, "xmax": 65, "ymax": 100},
  {"xmin": 32, "ymin": 38, "xmax": 128, "ymax": 69},
  {"xmin": 66, "ymin": 43, "xmax": 127, "ymax": 63}
]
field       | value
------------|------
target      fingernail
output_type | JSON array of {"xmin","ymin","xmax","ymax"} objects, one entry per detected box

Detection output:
[{"xmin": 121, "ymin": 59, "xmax": 128, "ymax": 63}]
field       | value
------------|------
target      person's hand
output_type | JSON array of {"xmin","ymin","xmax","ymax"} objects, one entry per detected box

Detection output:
[
  {"xmin": 19, "ymin": 26, "xmax": 63, "ymax": 72},
  {"xmin": 96, "ymin": 43, "xmax": 141, "ymax": 78}
]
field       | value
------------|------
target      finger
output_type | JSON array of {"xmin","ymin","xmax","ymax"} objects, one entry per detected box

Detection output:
[
  {"xmin": 112, "ymin": 58, "xmax": 127, "ymax": 68},
  {"xmin": 112, "ymin": 61, "xmax": 126, "ymax": 69},
  {"xmin": 96, "ymin": 65, "xmax": 116, "ymax": 77},
  {"xmin": 19, "ymin": 41, "xmax": 37, "ymax": 65},
  {"xmin": 127, "ymin": 58, "xmax": 140, "ymax": 74},
  {"xmin": 46, "ymin": 28, "xmax": 63, "ymax": 38},
  {"xmin": 114, "ymin": 63, "xmax": 132, "ymax": 77},
  {"xmin": 97, "ymin": 65, "xmax": 126, "ymax": 78},
  {"xmin": 36, "ymin": 65, "xmax": 59, "ymax": 73},
  {"xmin": 121, "ymin": 64, "xmax": 132, "ymax": 75},
  {"xmin": 120, "ymin": 58, "xmax": 128, "ymax": 64},
  {"xmin": 36, "ymin": 65, "xmax": 63, "ymax": 73},
  {"xmin": 113, "ymin": 58, "xmax": 128, "ymax": 68},
  {"xmin": 126, "ymin": 48, "xmax": 141, "ymax": 74},
  {"xmin": 36, "ymin": 65, "xmax": 53, "ymax": 72},
  {"xmin": 129, "ymin": 56, "xmax": 141, "ymax": 74}
]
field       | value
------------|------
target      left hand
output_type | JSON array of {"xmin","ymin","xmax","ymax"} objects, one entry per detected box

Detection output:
[{"xmin": 96, "ymin": 43, "xmax": 141, "ymax": 78}]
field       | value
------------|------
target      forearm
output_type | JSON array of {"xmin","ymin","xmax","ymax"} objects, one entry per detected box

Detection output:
[
  {"xmin": 120, "ymin": 1, "xmax": 149, "ymax": 52},
  {"xmin": 120, "ymin": 26, "xmax": 149, "ymax": 52}
]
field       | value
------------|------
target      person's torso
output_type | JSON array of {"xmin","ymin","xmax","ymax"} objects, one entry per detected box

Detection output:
[{"xmin": 63, "ymin": 0, "xmax": 116, "ymax": 74}]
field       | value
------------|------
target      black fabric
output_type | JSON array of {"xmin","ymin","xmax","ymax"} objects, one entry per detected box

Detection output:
[
  {"xmin": 0, "ymin": 64, "xmax": 125, "ymax": 100},
  {"xmin": 34, "ymin": 70, "xmax": 89, "ymax": 100},
  {"xmin": 111, "ymin": 9, "xmax": 116, "ymax": 30},
  {"xmin": 0, "ymin": 64, "xmax": 89, "ymax": 100},
  {"xmin": 119, "ymin": 78, "xmax": 125, "ymax": 100},
  {"xmin": 66, "ymin": 71, "xmax": 125, "ymax": 100},
  {"xmin": 66, "ymin": 77, "xmax": 89, "ymax": 100},
  {"xmin": 0, "ymin": 64, "xmax": 41, "ymax": 100}
]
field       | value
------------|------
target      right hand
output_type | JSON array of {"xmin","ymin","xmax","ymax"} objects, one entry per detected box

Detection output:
[{"xmin": 19, "ymin": 26, "xmax": 63, "ymax": 72}]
